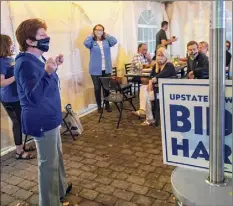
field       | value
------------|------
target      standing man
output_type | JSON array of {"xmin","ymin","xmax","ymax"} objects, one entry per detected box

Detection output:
[
  {"xmin": 156, "ymin": 21, "xmax": 178, "ymax": 49},
  {"xmin": 14, "ymin": 18, "xmax": 72, "ymax": 206}
]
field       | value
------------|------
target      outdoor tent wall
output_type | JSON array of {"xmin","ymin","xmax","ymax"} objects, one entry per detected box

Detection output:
[{"xmin": 1, "ymin": 1, "xmax": 232, "ymax": 151}]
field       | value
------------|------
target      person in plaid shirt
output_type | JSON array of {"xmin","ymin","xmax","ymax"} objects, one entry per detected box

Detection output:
[
  {"xmin": 130, "ymin": 43, "xmax": 155, "ymax": 118},
  {"xmin": 131, "ymin": 43, "xmax": 152, "ymax": 74}
]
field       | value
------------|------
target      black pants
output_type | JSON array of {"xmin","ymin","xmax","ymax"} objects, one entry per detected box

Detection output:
[
  {"xmin": 1, "ymin": 101, "xmax": 22, "ymax": 146},
  {"xmin": 91, "ymin": 71, "xmax": 111, "ymax": 108},
  {"xmin": 131, "ymin": 76, "xmax": 142, "ymax": 83}
]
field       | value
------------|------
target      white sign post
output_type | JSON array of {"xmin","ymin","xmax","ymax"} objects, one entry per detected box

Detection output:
[{"xmin": 159, "ymin": 79, "xmax": 232, "ymax": 175}]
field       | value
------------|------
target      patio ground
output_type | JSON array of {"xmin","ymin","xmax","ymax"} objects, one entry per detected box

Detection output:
[{"xmin": 1, "ymin": 102, "xmax": 176, "ymax": 206}]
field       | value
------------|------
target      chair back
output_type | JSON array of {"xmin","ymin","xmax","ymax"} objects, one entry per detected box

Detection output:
[
  {"xmin": 99, "ymin": 77, "xmax": 121, "ymax": 92},
  {"xmin": 125, "ymin": 63, "xmax": 132, "ymax": 74},
  {"xmin": 99, "ymin": 77, "xmax": 111, "ymax": 92},
  {"xmin": 112, "ymin": 67, "xmax": 117, "ymax": 77}
]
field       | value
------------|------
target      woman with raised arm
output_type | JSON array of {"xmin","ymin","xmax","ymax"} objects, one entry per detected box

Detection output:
[{"xmin": 84, "ymin": 24, "xmax": 117, "ymax": 113}]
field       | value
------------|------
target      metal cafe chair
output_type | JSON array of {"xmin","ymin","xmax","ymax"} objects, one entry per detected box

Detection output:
[{"xmin": 98, "ymin": 77, "xmax": 136, "ymax": 128}]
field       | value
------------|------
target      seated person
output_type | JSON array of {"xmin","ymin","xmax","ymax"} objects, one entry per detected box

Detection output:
[
  {"xmin": 198, "ymin": 41, "xmax": 209, "ymax": 57},
  {"xmin": 182, "ymin": 41, "xmax": 209, "ymax": 62},
  {"xmin": 130, "ymin": 43, "xmax": 155, "ymax": 115},
  {"xmin": 132, "ymin": 47, "xmax": 176, "ymax": 122},
  {"xmin": 186, "ymin": 41, "xmax": 209, "ymax": 79},
  {"xmin": 226, "ymin": 40, "xmax": 232, "ymax": 68},
  {"xmin": 131, "ymin": 43, "xmax": 155, "ymax": 79},
  {"xmin": 152, "ymin": 44, "xmax": 166, "ymax": 61}
]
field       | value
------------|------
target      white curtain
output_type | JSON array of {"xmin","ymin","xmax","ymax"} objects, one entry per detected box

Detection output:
[
  {"xmin": 168, "ymin": 1, "xmax": 232, "ymax": 57},
  {"xmin": 168, "ymin": 1, "xmax": 210, "ymax": 57},
  {"xmin": 2, "ymin": 1, "xmax": 96, "ymax": 113},
  {"xmin": 1, "ymin": 0, "xmax": 231, "ymax": 113},
  {"xmin": 1, "ymin": 1, "xmax": 17, "ymax": 53},
  {"xmin": 2, "ymin": 1, "xmax": 231, "ymax": 151},
  {"xmin": 1, "ymin": 1, "xmax": 166, "ymax": 112}
]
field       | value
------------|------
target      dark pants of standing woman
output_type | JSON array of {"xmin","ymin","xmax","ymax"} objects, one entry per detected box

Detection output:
[
  {"xmin": 1, "ymin": 101, "xmax": 22, "ymax": 146},
  {"xmin": 91, "ymin": 71, "xmax": 111, "ymax": 109}
]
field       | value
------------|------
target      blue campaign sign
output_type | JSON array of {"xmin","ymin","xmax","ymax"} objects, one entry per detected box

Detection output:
[{"xmin": 159, "ymin": 79, "xmax": 232, "ymax": 174}]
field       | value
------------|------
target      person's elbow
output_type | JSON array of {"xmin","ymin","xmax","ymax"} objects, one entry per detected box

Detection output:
[
  {"xmin": 112, "ymin": 38, "xmax": 117, "ymax": 46},
  {"xmin": 23, "ymin": 88, "xmax": 39, "ymax": 105},
  {"xmin": 109, "ymin": 37, "xmax": 117, "ymax": 47},
  {"xmin": 83, "ymin": 41, "xmax": 91, "ymax": 49},
  {"xmin": 83, "ymin": 37, "xmax": 93, "ymax": 49},
  {"xmin": 25, "ymin": 82, "xmax": 49, "ymax": 105},
  {"xmin": 20, "ymin": 76, "xmax": 48, "ymax": 105}
]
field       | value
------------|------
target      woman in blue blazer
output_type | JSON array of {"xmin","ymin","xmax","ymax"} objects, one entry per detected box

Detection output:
[{"xmin": 84, "ymin": 24, "xmax": 117, "ymax": 113}]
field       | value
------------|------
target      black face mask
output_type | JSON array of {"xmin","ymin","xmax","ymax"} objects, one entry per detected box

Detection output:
[{"xmin": 34, "ymin": 37, "xmax": 50, "ymax": 52}]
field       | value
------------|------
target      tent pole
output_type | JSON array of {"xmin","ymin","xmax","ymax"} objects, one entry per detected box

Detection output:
[{"xmin": 207, "ymin": 0, "xmax": 226, "ymax": 186}]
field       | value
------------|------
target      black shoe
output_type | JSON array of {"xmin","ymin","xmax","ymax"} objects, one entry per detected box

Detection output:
[
  {"xmin": 60, "ymin": 183, "xmax": 72, "ymax": 201},
  {"xmin": 66, "ymin": 183, "xmax": 72, "ymax": 194},
  {"xmin": 105, "ymin": 106, "xmax": 112, "ymax": 112}
]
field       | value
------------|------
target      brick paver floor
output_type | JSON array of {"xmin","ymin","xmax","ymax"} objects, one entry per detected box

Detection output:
[{"xmin": 1, "ymin": 102, "xmax": 176, "ymax": 206}]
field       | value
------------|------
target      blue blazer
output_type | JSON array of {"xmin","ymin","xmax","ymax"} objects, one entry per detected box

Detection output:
[
  {"xmin": 84, "ymin": 34, "xmax": 117, "ymax": 75},
  {"xmin": 14, "ymin": 52, "xmax": 62, "ymax": 137}
]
